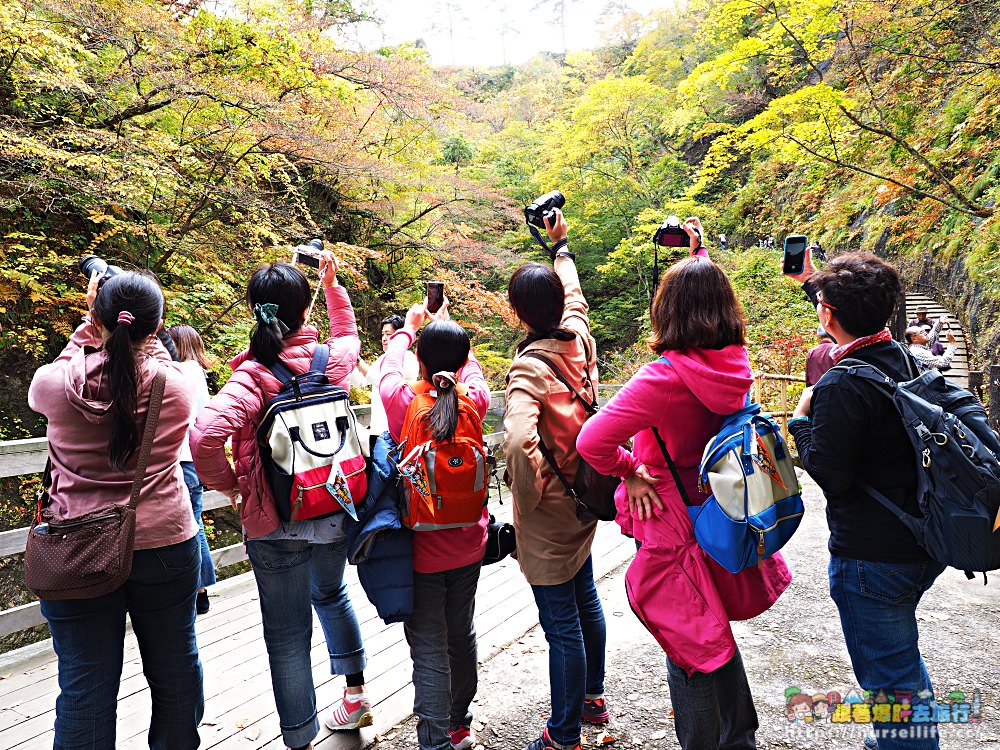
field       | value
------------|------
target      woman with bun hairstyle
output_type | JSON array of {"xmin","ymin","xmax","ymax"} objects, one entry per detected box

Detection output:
[
  {"xmin": 192, "ymin": 254, "xmax": 371, "ymax": 750},
  {"xmin": 379, "ymin": 299, "xmax": 491, "ymax": 750},
  {"xmin": 28, "ymin": 270, "xmax": 204, "ymax": 749},
  {"xmin": 502, "ymin": 208, "xmax": 609, "ymax": 750},
  {"xmin": 577, "ymin": 219, "xmax": 791, "ymax": 750},
  {"xmin": 167, "ymin": 324, "xmax": 216, "ymax": 615}
]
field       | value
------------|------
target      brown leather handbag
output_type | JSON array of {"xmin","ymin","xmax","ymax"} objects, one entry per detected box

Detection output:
[{"xmin": 24, "ymin": 370, "xmax": 165, "ymax": 600}]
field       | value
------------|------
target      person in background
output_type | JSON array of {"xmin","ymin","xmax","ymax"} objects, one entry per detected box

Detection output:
[
  {"xmin": 192, "ymin": 254, "xmax": 371, "ymax": 750},
  {"xmin": 907, "ymin": 306, "xmax": 944, "ymax": 356},
  {"xmin": 805, "ymin": 326, "xmax": 836, "ymax": 387},
  {"xmin": 718, "ymin": 233, "xmax": 728, "ymax": 251},
  {"xmin": 503, "ymin": 208, "xmax": 609, "ymax": 750},
  {"xmin": 787, "ymin": 252, "xmax": 945, "ymax": 750},
  {"xmin": 379, "ymin": 302, "xmax": 491, "ymax": 750},
  {"xmin": 577, "ymin": 218, "xmax": 791, "ymax": 750},
  {"xmin": 29, "ymin": 270, "xmax": 203, "ymax": 749},
  {"xmin": 905, "ymin": 318, "xmax": 956, "ymax": 371},
  {"xmin": 351, "ymin": 314, "xmax": 420, "ymax": 452},
  {"xmin": 167, "ymin": 324, "xmax": 216, "ymax": 615}
]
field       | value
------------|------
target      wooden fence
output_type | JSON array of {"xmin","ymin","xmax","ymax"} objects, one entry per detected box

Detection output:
[{"xmin": 968, "ymin": 367, "xmax": 1000, "ymax": 430}]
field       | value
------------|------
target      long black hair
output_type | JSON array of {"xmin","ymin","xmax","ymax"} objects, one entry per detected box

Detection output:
[
  {"xmin": 91, "ymin": 272, "xmax": 165, "ymax": 472},
  {"xmin": 507, "ymin": 262, "xmax": 574, "ymax": 353},
  {"xmin": 246, "ymin": 263, "xmax": 311, "ymax": 366},
  {"xmin": 416, "ymin": 321, "xmax": 471, "ymax": 442}
]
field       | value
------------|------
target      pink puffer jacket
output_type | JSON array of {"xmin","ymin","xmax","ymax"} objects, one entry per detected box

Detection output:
[{"xmin": 190, "ymin": 285, "xmax": 360, "ymax": 539}]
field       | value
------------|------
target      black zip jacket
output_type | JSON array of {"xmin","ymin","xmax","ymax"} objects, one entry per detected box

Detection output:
[{"xmin": 789, "ymin": 340, "xmax": 929, "ymax": 562}]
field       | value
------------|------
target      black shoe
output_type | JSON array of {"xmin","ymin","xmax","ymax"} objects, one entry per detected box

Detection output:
[{"xmin": 196, "ymin": 590, "xmax": 210, "ymax": 615}]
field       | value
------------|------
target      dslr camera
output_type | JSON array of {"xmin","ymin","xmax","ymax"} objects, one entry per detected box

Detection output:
[
  {"xmin": 653, "ymin": 215, "xmax": 700, "ymax": 248},
  {"xmin": 292, "ymin": 239, "xmax": 324, "ymax": 269},
  {"xmin": 524, "ymin": 190, "xmax": 565, "ymax": 229}
]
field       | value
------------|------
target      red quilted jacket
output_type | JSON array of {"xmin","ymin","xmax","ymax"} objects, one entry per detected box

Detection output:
[{"xmin": 191, "ymin": 285, "xmax": 360, "ymax": 538}]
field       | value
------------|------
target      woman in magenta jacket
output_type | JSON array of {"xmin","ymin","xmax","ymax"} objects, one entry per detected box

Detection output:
[
  {"xmin": 191, "ymin": 253, "xmax": 370, "ymax": 750},
  {"xmin": 576, "ymin": 219, "xmax": 791, "ymax": 750}
]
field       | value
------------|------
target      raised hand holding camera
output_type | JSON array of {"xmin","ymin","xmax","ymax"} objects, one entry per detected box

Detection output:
[{"xmin": 524, "ymin": 190, "xmax": 568, "ymax": 258}]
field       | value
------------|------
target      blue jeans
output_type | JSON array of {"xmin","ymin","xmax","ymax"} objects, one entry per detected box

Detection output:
[
  {"xmin": 829, "ymin": 555, "xmax": 946, "ymax": 750},
  {"xmin": 181, "ymin": 461, "xmax": 216, "ymax": 589},
  {"xmin": 404, "ymin": 561, "xmax": 482, "ymax": 750},
  {"xmin": 530, "ymin": 555, "xmax": 607, "ymax": 746},
  {"xmin": 247, "ymin": 536, "xmax": 367, "ymax": 749},
  {"xmin": 40, "ymin": 536, "xmax": 204, "ymax": 750}
]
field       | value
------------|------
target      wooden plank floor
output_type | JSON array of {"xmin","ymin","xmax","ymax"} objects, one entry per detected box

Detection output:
[
  {"xmin": 905, "ymin": 293, "xmax": 970, "ymax": 389},
  {"xmin": 0, "ymin": 489, "xmax": 635, "ymax": 749}
]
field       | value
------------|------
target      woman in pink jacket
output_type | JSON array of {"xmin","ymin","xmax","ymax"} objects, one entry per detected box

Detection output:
[
  {"xmin": 577, "ymin": 220, "xmax": 791, "ymax": 750},
  {"xmin": 379, "ymin": 301, "xmax": 490, "ymax": 750},
  {"xmin": 191, "ymin": 255, "xmax": 369, "ymax": 750},
  {"xmin": 28, "ymin": 270, "xmax": 203, "ymax": 749}
]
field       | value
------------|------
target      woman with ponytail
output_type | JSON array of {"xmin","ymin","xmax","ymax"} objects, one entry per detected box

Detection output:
[
  {"xmin": 379, "ymin": 300, "xmax": 491, "ymax": 750},
  {"xmin": 503, "ymin": 208, "xmax": 609, "ymax": 750},
  {"xmin": 28, "ymin": 270, "xmax": 204, "ymax": 749},
  {"xmin": 191, "ymin": 254, "xmax": 371, "ymax": 750}
]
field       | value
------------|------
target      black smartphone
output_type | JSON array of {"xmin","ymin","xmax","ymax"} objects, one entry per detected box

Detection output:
[
  {"xmin": 426, "ymin": 281, "xmax": 444, "ymax": 313},
  {"xmin": 783, "ymin": 235, "xmax": 808, "ymax": 275}
]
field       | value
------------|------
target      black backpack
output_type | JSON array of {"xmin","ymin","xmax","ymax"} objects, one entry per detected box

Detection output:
[{"xmin": 834, "ymin": 351, "xmax": 1000, "ymax": 577}]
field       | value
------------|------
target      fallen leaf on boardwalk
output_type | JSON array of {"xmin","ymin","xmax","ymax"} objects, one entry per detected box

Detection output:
[
  {"xmin": 199, "ymin": 721, "xmax": 217, "ymax": 727},
  {"xmin": 597, "ymin": 731, "xmax": 617, "ymax": 745},
  {"xmin": 0, "ymin": 674, "xmax": 11, "ymax": 679},
  {"xmin": 235, "ymin": 718, "xmax": 249, "ymax": 729},
  {"xmin": 244, "ymin": 726, "xmax": 260, "ymax": 741}
]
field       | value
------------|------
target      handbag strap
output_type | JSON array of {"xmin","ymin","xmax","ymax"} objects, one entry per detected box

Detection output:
[
  {"xmin": 520, "ymin": 350, "xmax": 598, "ymax": 414},
  {"xmin": 651, "ymin": 427, "xmax": 694, "ymax": 507},
  {"xmin": 128, "ymin": 369, "xmax": 166, "ymax": 510}
]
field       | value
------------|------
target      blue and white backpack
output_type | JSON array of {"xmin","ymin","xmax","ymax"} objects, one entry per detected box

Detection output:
[{"xmin": 653, "ymin": 361, "xmax": 803, "ymax": 573}]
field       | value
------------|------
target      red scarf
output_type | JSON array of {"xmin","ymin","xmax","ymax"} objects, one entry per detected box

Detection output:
[{"xmin": 831, "ymin": 328, "xmax": 893, "ymax": 362}]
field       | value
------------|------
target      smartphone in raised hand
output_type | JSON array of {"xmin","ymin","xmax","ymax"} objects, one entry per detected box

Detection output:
[
  {"xmin": 426, "ymin": 281, "xmax": 444, "ymax": 314},
  {"xmin": 783, "ymin": 235, "xmax": 808, "ymax": 275}
]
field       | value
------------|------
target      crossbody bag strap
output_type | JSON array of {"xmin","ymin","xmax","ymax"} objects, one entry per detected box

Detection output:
[
  {"xmin": 128, "ymin": 369, "xmax": 166, "ymax": 510},
  {"xmin": 651, "ymin": 426, "xmax": 694, "ymax": 507},
  {"xmin": 521, "ymin": 351, "xmax": 598, "ymax": 415}
]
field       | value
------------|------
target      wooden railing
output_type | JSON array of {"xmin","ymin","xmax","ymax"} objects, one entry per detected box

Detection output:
[
  {"xmin": 967, "ymin": 367, "xmax": 1000, "ymax": 429},
  {"xmin": 0, "ymin": 386, "xmax": 623, "ymax": 643},
  {"xmin": 752, "ymin": 372, "xmax": 807, "ymax": 442}
]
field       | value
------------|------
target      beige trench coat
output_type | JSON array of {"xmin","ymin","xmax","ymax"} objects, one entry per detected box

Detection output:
[{"xmin": 503, "ymin": 255, "xmax": 600, "ymax": 586}]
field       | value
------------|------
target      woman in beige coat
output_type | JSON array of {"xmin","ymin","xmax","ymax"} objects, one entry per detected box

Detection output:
[{"xmin": 503, "ymin": 209, "xmax": 609, "ymax": 750}]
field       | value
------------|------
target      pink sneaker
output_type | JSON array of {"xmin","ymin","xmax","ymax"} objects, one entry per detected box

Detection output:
[
  {"xmin": 449, "ymin": 725, "xmax": 476, "ymax": 750},
  {"xmin": 582, "ymin": 696, "xmax": 611, "ymax": 724},
  {"xmin": 323, "ymin": 689, "xmax": 373, "ymax": 731}
]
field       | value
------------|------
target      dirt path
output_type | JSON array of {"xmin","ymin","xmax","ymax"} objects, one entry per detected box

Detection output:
[{"xmin": 370, "ymin": 473, "xmax": 1000, "ymax": 749}]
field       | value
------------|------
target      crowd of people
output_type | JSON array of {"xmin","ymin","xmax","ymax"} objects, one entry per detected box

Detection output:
[{"xmin": 28, "ymin": 212, "xmax": 960, "ymax": 750}]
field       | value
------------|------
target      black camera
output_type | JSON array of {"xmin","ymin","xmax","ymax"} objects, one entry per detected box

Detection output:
[
  {"xmin": 524, "ymin": 190, "xmax": 565, "ymax": 229},
  {"xmin": 79, "ymin": 255, "xmax": 123, "ymax": 280},
  {"xmin": 293, "ymin": 239, "xmax": 324, "ymax": 269},
  {"xmin": 653, "ymin": 216, "xmax": 700, "ymax": 248}
]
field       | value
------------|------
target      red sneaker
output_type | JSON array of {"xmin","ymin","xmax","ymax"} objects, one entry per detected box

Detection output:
[
  {"xmin": 449, "ymin": 725, "xmax": 476, "ymax": 750},
  {"xmin": 582, "ymin": 695, "xmax": 611, "ymax": 724},
  {"xmin": 524, "ymin": 727, "xmax": 582, "ymax": 750}
]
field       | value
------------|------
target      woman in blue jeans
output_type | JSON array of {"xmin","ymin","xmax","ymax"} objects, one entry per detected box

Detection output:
[
  {"xmin": 192, "ymin": 254, "xmax": 370, "ymax": 750},
  {"xmin": 789, "ymin": 251, "xmax": 946, "ymax": 750},
  {"xmin": 168, "ymin": 324, "xmax": 217, "ymax": 615},
  {"xmin": 28, "ymin": 270, "xmax": 204, "ymax": 749},
  {"xmin": 503, "ymin": 210, "xmax": 609, "ymax": 750}
]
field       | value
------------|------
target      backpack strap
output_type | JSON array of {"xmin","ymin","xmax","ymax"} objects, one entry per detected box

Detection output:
[{"xmin": 263, "ymin": 343, "xmax": 329, "ymax": 385}]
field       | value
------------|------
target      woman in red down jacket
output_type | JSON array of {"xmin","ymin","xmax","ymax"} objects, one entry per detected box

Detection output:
[{"xmin": 191, "ymin": 253, "xmax": 370, "ymax": 750}]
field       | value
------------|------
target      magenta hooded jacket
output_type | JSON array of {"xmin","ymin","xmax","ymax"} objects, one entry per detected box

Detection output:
[
  {"xmin": 190, "ymin": 285, "xmax": 360, "ymax": 539},
  {"xmin": 577, "ymin": 346, "xmax": 792, "ymax": 675}
]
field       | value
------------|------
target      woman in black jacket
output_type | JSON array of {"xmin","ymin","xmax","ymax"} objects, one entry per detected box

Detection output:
[{"xmin": 786, "ymin": 252, "xmax": 944, "ymax": 750}]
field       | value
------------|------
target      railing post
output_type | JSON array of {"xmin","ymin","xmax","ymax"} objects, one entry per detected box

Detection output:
[
  {"xmin": 780, "ymin": 379, "xmax": 789, "ymax": 444},
  {"xmin": 990, "ymin": 365, "xmax": 1000, "ymax": 430}
]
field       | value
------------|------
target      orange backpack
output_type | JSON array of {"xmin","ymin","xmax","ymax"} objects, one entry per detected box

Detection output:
[{"xmin": 396, "ymin": 381, "xmax": 489, "ymax": 530}]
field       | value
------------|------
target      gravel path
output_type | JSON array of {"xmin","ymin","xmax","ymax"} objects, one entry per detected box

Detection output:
[{"xmin": 370, "ymin": 473, "xmax": 1000, "ymax": 749}]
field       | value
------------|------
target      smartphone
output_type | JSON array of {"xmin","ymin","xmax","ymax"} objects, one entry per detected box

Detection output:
[
  {"xmin": 426, "ymin": 281, "xmax": 444, "ymax": 314},
  {"xmin": 783, "ymin": 235, "xmax": 808, "ymax": 275}
]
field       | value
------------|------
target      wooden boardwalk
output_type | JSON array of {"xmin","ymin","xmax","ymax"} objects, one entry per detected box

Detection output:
[
  {"xmin": 905, "ymin": 292, "xmax": 970, "ymax": 388},
  {"xmin": 0, "ymin": 490, "xmax": 635, "ymax": 749}
]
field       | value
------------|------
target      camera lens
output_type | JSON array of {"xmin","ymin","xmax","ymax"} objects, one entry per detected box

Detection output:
[
  {"xmin": 79, "ymin": 255, "xmax": 108, "ymax": 278},
  {"xmin": 306, "ymin": 239, "xmax": 324, "ymax": 251}
]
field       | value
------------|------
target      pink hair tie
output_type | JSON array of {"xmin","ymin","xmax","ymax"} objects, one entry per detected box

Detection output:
[{"xmin": 117, "ymin": 311, "xmax": 135, "ymax": 326}]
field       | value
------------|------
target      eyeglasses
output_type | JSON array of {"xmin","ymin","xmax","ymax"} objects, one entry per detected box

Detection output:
[{"xmin": 816, "ymin": 291, "xmax": 838, "ymax": 311}]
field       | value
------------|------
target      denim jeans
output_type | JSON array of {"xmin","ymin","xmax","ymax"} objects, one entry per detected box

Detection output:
[
  {"xmin": 404, "ymin": 561, "xmax": 482, "ymax": 750},
  {"xmin": 665, "ymin": 648, "xmax": 758, "ymax": 750},
  {"xmin": 829, "ymin": 555, "xmax": 946, "ymax": 750},
  {"xmin": 181, "ymin": 461, "xmax": 216, "ymax": 589},
  {"xmin": 247, "ymin": 535, "xmax": 367, "ymax": 749},
  {"xmin": 530, "ymin": 555, "xmax": 607, "ymax": 746},
  {"xmin": 40, "ymin": 536, "xmax": 204, "ymax": 750}
]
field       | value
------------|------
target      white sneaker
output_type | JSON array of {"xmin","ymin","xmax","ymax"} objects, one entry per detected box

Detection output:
[{"xmin": 324, "ymin": 689, "xmax": 373, "ymax": 731}]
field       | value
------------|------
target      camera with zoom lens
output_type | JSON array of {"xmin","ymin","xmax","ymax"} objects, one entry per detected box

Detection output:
[
  {"xmin": 653, "ymin": 215, "xmax": 700, "ymax": 248},
  {"xmin": 79, "ymin": 255, "xmax": 124, "ymax": 281},
  {"xmin": 292, "ymin": 239, "xmax": 324, "ymax": 269},
  {"xmin": 524, "ymin": 190, "xmax": 566, "ymax": 229}
]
